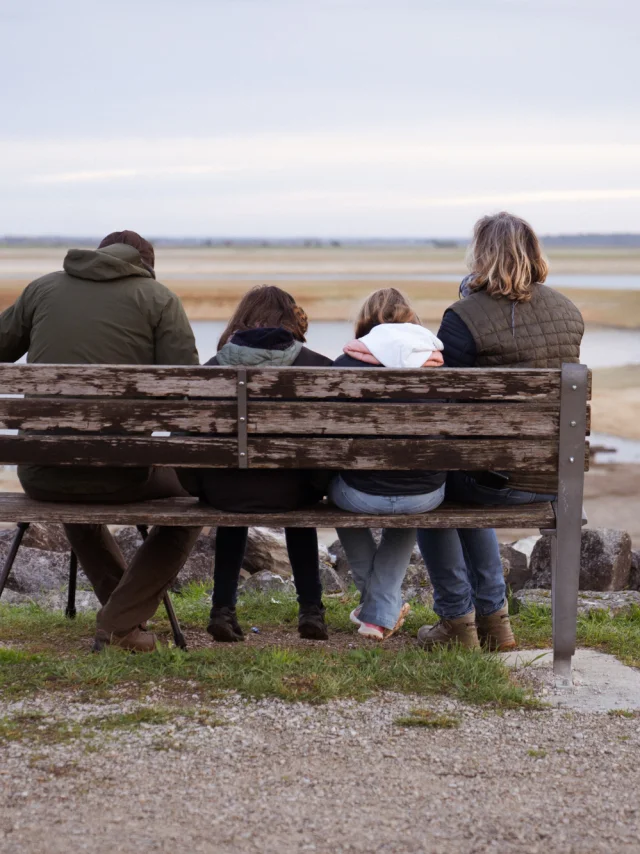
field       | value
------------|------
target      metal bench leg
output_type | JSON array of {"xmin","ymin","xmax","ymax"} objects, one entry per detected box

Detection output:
[
  {"xmin": 136, "ymin": 524, "xmax": 187, "ymax": 650},
  {"xmin": 0, "ymin": 522, "xmax": 30, "ymax": 601},
  {"xmin": 66, "ymin": 552, "xmax": 78, "ymax": 619},
  {"xmin": 553, "ymin": 364, "xmax": 589, "ymax": 686}
]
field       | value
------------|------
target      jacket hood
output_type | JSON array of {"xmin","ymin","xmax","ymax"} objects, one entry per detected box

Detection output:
[
  {"xmin": 343, "ymin": 323, "xmax": 444, "ymax": 368},
  {"xmin": 216, "ymin": 326, "xmax": 303, "ymax": 367},
  {"xmin": 63, "ymin": 243, "xmax": 154, "ymax": 282}
]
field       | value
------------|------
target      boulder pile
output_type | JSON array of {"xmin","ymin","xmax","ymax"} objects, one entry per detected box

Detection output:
[{"xmin": 1, "ymin": 523, "xmax": 638, "ymax": 617}]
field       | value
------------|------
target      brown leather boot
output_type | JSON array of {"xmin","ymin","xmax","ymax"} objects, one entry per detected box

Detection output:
[
  {"xmin": 417, "ymin": 611, "xmax": 480, "ymax": 650},
  {"xmin": 93, "ymin": 627, "xmax": 158, "ymax": 653},
  {"xmin": 476, "ymin": 603, "xmax": 517, "ymax": 651}
]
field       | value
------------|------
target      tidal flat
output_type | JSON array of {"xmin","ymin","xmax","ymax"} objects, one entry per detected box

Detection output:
[{"xmin": 1, "ymin": 245, "xmax": 640, "ymax": 328}]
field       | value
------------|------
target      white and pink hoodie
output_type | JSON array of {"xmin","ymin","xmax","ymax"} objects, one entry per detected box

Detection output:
[{"xmin": 343, "ymin": 322, "xmax": 444, "ymax": 368}]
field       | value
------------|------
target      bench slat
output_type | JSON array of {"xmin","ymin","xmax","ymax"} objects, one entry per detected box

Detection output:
[
  {"xmin": 0, "ymin": 398, "xmax": 562, "ymax": 437},
  {"xmin": 0, "ymin": 364, "xmax": 238, "ymax": 398},
  {"xmin": 0, "ymin": 493, "xmax": 557, "ymax": 529},
  {"xmin": 0, "ymin": 365, "xmax": 577, "ymax": 402},
  {"xmin": 0, "ymin": 434, "xmax": 560, "ymax": 470},
  {"xmin": 248, "ymin": 402, "xmax": 561, "ymax": 436},
  {"xmin": 0, "ymin": 398, "xmax": 237, "ymax": 434},
  {"xmin": 246, "ymin": 367, "xmax": 566, "ymax": 400}
]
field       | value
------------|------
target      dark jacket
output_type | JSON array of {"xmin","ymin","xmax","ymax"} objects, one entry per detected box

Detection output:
[
  {"xmin": 187, "ymin": 327, "xmax": 332, "ymax": 513},
  {"xmin": 332, "ymin": 353, "xmax": 447, "ymax": 497},
  {"xmin": 438, "ymin": 281, "xmax": 584, "ymax": 492},
  {"xmin": 442, "ymin": 283, "xmax": 584, "ymax": 369},
  {"xmin": 0, "ymin": 243, "xmax": 199, "ymax": 496}
]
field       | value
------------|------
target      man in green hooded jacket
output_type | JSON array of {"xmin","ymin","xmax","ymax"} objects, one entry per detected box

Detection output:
[{"xmin": 0, "ymin": 230, "xmax": 202, "ymax": 652}]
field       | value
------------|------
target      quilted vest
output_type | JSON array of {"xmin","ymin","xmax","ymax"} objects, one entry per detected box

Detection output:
[{"xmin": 449, "ymin": 284, "xmax": 584, "ymax": 368}]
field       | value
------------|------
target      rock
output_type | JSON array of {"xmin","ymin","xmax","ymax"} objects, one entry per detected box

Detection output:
[
  {"xmin": 515, "ymin": 588, "xmax": 640, "ymax": 618},
  {"xmin": 1, "ymin": 589, "xmax": 101, "ymax": 612},
  {"xmin": 0, "ymin": 522, "xmax": 70, "ymax": 553},
  {"xmin": 240, "ymin": 570, "xmax": 295, "ymax": 595},
  {"xmin": 328, "ymin": 539, "xmax": 351, "ymax": 583},
  {"xmin": 0, "ymin": 546, "xmax": 79, "ymax": 595},
  {"xmin": 629, "ymin": 551, "xmax": 640, "ymax": 591},
  {"xmin": 528, "ymin": 528, "xmax": 632, "ymax": 591},
  {"xmin": 512, "ymin": 535, "xmax": 541, "ymax": 564},
  {"xmin": 240, "ymin": 528, "xmax": 291, "ymax": 577},
  {"xmin": 401, "ymin": 547, "xmax": 434, "ymax": 605},
  {"xmin": 114, "ymin": 527, "xmax": 214, "ymax": 591},
  {"xmin": 500, "ymin": 544, "xmax": 531, "ymax": 592},
  {"xmin": 319, "ymin": 561, "xmax": 345, "ymax": 594},
  {"xmin": 113, "ymin": 526, "xmax": 145, "ymax": 563}
]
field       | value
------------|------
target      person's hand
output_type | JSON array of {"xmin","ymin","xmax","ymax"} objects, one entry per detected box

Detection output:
[{"xmin": 422, "ymin": 351, "xmax": 444, "ymax": 367}]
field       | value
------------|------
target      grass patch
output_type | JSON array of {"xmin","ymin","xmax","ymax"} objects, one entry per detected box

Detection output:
[
  {"xmin": 84, "ymin": 707, "xmax": 174, "ymax": 731},
  {"xmin": 514, "ymin": 603, "xmax": 640, "ymax": 667},
  {"xmin": 0, "ymin": 642, "xmax": 534, "ymax": 708},
  {"xmin": 607, "ymin": 709, "xmax": 637, "ymax": 719},
  {"xmin": 527, "ymin": 748, "xmax": 547, "ymax": 759},
  {"xmin": 394, "ymin": 708, "xmax": 460, "ymax": 728},
  {"xmin": 18, "ymin": 586, "xmax": 640, "ymax": 708},
  {"xmin": 0, "ymin": 704, "xmax": 225, "ymax": 746},
  {"xmin": 0, "ymin": 711, "xmax": 83, "ymax": 745},
  {"xmin": 0, "ymin": 588, "xmax": 535, "ymax": 708},
  {"xmin": 2, "ymin": 589, "xmax": 639, "ymax": 710}
]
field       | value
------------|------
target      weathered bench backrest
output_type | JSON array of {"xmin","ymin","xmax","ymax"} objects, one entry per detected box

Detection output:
[{"xmin": 0, "ymin": 365, "xmax": 591, "ymax": 482}]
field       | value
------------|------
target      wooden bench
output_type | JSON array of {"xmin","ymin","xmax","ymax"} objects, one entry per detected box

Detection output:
[{"xmin": 0, "ymin": 363, "xmax": 590, "ymax": 681}]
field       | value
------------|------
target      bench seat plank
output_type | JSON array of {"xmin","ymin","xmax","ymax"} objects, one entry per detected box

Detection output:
[{"xmin": 0, "ymin": 494, "xmax": 556, "ymax": 529}]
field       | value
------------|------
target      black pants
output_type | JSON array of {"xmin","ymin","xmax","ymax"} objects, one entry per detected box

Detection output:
[{"xmin": 213, "ymin": 527, "xmax": 322, "ymax": 609}]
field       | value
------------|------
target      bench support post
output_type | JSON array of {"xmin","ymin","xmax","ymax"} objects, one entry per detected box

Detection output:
[
  {"xmin": 0, "ymin": 522, "xmax": 30, "ymax": 600},
  {"xmin": 66, "ymin": 552, "xmax": 78, "ymax": 619},
  {"xmin": 552, "ymin": 364, "xmax": 589, "ymax": 686},
  {"xmin": 136, "ymin": 525, "xmax": 187, "ymax": 651}
]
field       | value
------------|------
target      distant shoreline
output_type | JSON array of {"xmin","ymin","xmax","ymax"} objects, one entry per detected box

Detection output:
[{"xmin": 2, "ymin": 246, "xmax": 640, "ymax": 329}]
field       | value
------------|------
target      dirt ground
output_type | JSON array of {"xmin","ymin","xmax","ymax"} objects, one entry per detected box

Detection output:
[
  {"xmin": 591, "ymin": 366, "xmax": 640, "ymax": 440},
  {"xmin": 1, "ymin": 691, "xmax": 639, "ymax": 854}
]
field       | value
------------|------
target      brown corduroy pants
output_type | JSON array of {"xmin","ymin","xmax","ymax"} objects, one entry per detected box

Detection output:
[{"xmin": 23, "ymin": 468, "xmax": 202, "ymax": 634}]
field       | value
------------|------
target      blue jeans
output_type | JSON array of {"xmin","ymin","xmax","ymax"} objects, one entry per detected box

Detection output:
[
  {"xmin": 418, "ymin": 472, "xmax": 556, "ymax": 619},
  {"xmin": 329, "ymin": 476, "xmax": 446, "ymax": 629}
]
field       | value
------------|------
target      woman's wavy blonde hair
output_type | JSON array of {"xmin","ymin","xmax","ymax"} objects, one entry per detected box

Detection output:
[
  {"xmin": 354, "ymin": 287, "xmax": 420, "ymax": 339},
  {"xmin": 466, "ymin": 212, "xmax": 548, "ymax": 302}
]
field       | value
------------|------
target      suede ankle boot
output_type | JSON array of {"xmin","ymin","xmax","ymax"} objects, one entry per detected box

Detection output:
[
  {"xmin": 476, "ymin": 603, "xmax": 517, "ymax": 651},
  {"xmin": 417, "ymin": 610, "xmax": 480, "ymax": 651},
  {"xmin": 93, "ymin": 627, "xmax": 157, "ymax": 653}
]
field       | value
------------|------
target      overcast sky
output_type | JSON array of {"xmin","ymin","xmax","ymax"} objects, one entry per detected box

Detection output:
[{"xmin": 1, "ymin": 0, "xmax": 638, "ymax": 237}]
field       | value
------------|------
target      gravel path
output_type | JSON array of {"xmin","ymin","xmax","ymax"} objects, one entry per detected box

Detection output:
[{"xmin": 1, "ymin": 692, "xmax": 639, "ymax": 854}]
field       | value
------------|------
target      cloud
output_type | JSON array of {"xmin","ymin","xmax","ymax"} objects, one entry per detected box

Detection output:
[
  {"xmin": 279, "ymin": 188, "xmax": 640, "ymax": 212},
  {"xmin": 3, "ymin": 134, "xmax": 640, "ymax": 235},
  {"xmin": 31, "ymin": 164, "xmax": 248, "ymax": 185},
  {"xmin": 16, "ymin": 136, "xmax": 640, "ymax": 185}
]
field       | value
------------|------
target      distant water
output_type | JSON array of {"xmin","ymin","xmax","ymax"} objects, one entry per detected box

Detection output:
[
  {"xmin": 193, "ymin": 320, "xmax": 640, "ymax": 368},
  {"xmin": 592, "ymin": 434, "xmax": 640, "ymax": 464}
]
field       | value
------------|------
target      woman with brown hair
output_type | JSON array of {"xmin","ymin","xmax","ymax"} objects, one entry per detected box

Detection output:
[
  {"xmin": 185, "ymin": 286, "xmax": 333, "ymax": 642},
  {"xmin": 417, "ymin": 212, "xmax": 584, "ymax": 653},
  {"xmin": 330, "ymin": 288, "xmax": 447, "ymax": 640}
]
